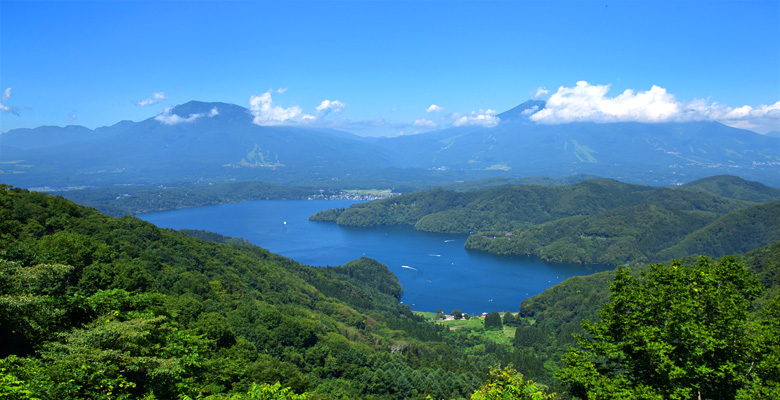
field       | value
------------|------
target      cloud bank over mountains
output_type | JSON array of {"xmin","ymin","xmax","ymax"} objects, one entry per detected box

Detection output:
[
  {"xmin": 146, "ymin": 82, "xmax": 778, "ymax": 135},
  {"xmin": 247, "ymin": 91, "xmax": 346, "ymax": 126},
  {"xmin": 248, "ymin": 92, "xmax": 313, "ymax": 126},
  {"xmin": 531, "ymin": 81, "xmax": 780, "ymax": 133},
  {"xmin": 453, "ymin": 109, "xmax": 499, "ymax": 128}
]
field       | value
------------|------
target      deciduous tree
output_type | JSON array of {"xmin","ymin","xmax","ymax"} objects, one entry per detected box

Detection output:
[
  {"xmin": 484, "ymin": 312, "xmax": 503, "ymax": 331},
  {"xmin": 558, "ymin": 257, "xmax": 780, "ymax": 399},
  {"xmin": 471, "ymin": 367, "xmax": 555, "ymax": 400}
]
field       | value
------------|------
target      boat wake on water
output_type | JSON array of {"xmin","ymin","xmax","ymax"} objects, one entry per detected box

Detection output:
[{"xmin": 401, "ymin": 265, "xmax": 423, "ymax": 277}]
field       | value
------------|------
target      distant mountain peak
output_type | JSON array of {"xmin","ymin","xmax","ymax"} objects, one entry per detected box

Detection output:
[
  {"xmin": 496, "ymin": 100, "xmax": 546, "ymax": 122},
  {"xmin": 168, "ymin": 101, "xmax": 246, "ymax": 116},
  {"xmin": 151, "ymin": 101, "xmax": 253, "ymax": 126}
]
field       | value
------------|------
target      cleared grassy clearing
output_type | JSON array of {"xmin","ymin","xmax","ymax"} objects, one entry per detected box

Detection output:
[{"xmin": 414, "ymin": 311, "xmax": 517, "ymax": 345}]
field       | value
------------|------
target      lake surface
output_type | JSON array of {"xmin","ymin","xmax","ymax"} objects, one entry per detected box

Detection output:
[{"xmin": 140, "ymin": 200, "xmax": 611, "ymax": 315}]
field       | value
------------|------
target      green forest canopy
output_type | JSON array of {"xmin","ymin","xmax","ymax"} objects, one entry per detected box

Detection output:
[
  {"xmin": 1, "ymin": 184, "xmax": 778, "ymax": 399},
  {"xmin": 0, "ymin": 185, "xmax": 559, "ymax": 399},
  {"xmin": 311, "ymin": 177, "xmax": 780, "ymax": 266}
]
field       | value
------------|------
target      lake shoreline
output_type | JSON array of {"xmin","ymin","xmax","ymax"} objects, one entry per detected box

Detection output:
[{"xmin": 140, "ymin": 199, "xmax": 612, "ymax": 314}]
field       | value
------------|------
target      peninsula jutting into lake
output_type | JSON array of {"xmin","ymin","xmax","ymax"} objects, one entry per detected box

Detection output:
[{"xmin": 139, "ymin": 199, "xmax": 612, "ymax": 314}]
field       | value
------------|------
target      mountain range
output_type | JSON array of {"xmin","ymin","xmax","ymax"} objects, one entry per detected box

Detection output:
[{"xmin": 2, "ymin": 100, "xmax": 779, "ymax": 188}]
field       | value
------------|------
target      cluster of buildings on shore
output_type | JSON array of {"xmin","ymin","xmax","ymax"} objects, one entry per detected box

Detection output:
[
  {"xmin": 307, "ymin": 191, "xmax": 399, "ymax": 201},
  {"xmin": 439, "ymin": 312, "xmax": 504, "ymax": 321}
]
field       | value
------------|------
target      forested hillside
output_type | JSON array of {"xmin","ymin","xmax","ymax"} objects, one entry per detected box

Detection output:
[
  {"xmin": 312, "ymin": 177, "xmax": 779, "ymax": 266},
  {"xmin": 467, "ymin": 201, "xmax": 780, "ymax": 266},
  {"xmin": 678, "ymin": 174, "xmax": 780, "ymax": 203},
  {"xmin": 513, "ymin": 240, "xmax": 780, "ymax": 396},
  {"xmin": 655, "ymin": 202, "xmax": 780, "ymax": 260},
  {"xmin": 0, "ymin": 185, "xmax": 558, "ymax": 399},
  {"xmin": 312, "ymin": 179, "xmax": 750, "ymax": 232},
  {"xmin": 2, "ymin": 184, "xmax": 779, "ymax": 398}
]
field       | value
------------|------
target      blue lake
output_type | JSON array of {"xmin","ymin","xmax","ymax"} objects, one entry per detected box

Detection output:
[{"xmin": 140, "ymin": 200, "xmax": 611, "ymax": 315}]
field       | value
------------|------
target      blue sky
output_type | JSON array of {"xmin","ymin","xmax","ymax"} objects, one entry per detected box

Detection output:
[{"xmin": 1, "ymin": 1, "xmax": 778, "ymax": 136}]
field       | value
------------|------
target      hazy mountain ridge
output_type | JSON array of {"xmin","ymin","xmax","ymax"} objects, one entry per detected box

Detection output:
[
  {"xmin": 394, "ymin": 120, "xmax": 779, "ymax": 173},
  {"xmin": 1, "ymin": 101, "xmax": 395, "ymax": 186},
  {"xmin": 2, "ymin": 100, "xmax": 779, "ymax": 188},
  {"xmin": 0, "ymin": 120, "xmax": 135, "ymax": 150}
]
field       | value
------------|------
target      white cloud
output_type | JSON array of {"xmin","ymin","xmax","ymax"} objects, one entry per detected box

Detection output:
[
  {"xmin": 426, "ymin": 104, "xmax": 444, "ymax": 113},
  {"xmin": 249, "ymin": 92, "xmax": 313, "ymax": 126},
  {"xmin": 529, "ymin": 81, "xmax": 780, "ymax": 132},
  {"xmin": 521, "ymin": 106, "xmax": 540, "ymax": 116},
  {"xmin": 453, "ymin": 109, "xmax": 500, "ymax": 127},
  {"xmin": 0, "ymin": 88, "xmax": 31, "ymax": 116},
  {"xmin": 247, "ymin": 92, "xmax": 349, "ymax": 127},
  {"xmin": 691, "ymin": 100, "xmax": 780, "ymax": 121},
  {"xmin": 315, "ymin": 99, "xmax": 346, "ymax": 115},
  {"xmin": 710, "ymin": 101, "xmax": 780, "ymax": 133},
  {"xmin": 531, "ymin": 81, "xmax": 680, "ymax": 123},
  {"xmin": 414, "ymin": 119, "xmax": 437, "ymax": 128},
  {"xmin": 532, "ymin": 87, "xmax": 549, "ymax": 99},
  {"xmin": 137, "ymin": 92, "xmax": 168, "ymax": 106},
  {"xmin": 276, "ymin": 87, "xmax": 288, "ymax": 94},
  {"xmin": 155, "ymin": 112, "xmax": 201, "ymax": 125},
  {"xmin": 154, "ymin": 106, "xmax": 219, "ymax": 125},
  {"xmin": 0, "ymin": 87, "xmax": 15, "ymax": 114}
]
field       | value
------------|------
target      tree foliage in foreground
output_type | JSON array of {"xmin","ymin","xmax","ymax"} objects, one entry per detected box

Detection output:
[
  {"xmin": 178, "ymin": 382, "xmax": 307, "ymax": 400},
  {"xmin": 558, "ymin": 257, "xmax": 780, "ymax": 399},
  {"xmin": 0, "ymin": 185, "xmax": 541, "ymax": 399},
  {"xmin": 470, "ymin": 367, "xmax": 556, "ymax": 400}
]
